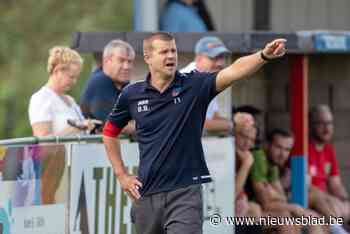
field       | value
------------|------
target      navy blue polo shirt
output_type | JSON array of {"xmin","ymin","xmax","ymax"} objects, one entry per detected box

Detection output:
[
  {"xmin": 107, "ymin": 71, "xmax": 219, "ymax": 196},
  {"xmin": 80, "ymin": 68, "xmax": 126, "ymax": 122}
]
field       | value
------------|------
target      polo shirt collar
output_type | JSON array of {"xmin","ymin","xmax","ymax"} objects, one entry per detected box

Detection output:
[{"xmin": 142, "ymin": 71, "xmax": 184, "ymax": 93}]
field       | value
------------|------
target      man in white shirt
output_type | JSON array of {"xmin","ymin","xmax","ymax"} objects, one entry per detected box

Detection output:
[{"xmin": 181, "ymin": 36, "xmax": 233, "ymax": 134}]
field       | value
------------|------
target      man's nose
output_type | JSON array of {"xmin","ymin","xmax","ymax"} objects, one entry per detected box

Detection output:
[
  {"xmin": 122, "ymin": 62, "xmax": 131, "ymax": 69},
  {"xmin": 167, "ymin": 51, "xmax": 175, "ymax": 58}
]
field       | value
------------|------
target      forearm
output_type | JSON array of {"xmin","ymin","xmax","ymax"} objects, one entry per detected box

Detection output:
[
  {"xmin": 32, "ymin": 123, "xmax": 81, "ymax": 137},
  {"xmin": 271, "ymin": 181, "xmax": 287, "ymax": 199},
  {"xmin": 56, "ymin": 126, "xmax": 82, "ymax": 136},
  {"xmin": 254, "ymin": 183, "xmax": 286, "ymax": 204},
  {"xmin": 103, "ymin": 136, "xmax": 128, "ymax": 177},
  {"xmin": 216, "ymin": 51, "xmax": 265, "ymax": 92},
  {"xmin": 235, "ymin": 164, "xmax": 252, "ymax": 196},
  {"xmin": 204, "ymin": 119, "xmax": 233, "ymax": 133},
  {"xmin": 329, "ymin": 183, "xmax": 349, "ymax": 200},
  {"xmin": 254, "ymin": 187, "xmax": 271, "ymax": 204}
]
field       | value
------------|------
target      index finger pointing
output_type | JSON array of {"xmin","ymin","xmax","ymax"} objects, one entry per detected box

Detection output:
[{"xmin": 273, "ymin": 38, "xmax": 287, "ymax": 44}]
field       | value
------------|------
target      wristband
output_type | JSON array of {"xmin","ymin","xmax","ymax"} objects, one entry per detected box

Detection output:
[{"xmin": 260, "ymin": 51, "xmax": 273, "ymax": 62}]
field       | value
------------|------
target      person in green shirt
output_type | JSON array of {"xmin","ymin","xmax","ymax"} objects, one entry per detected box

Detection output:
[{"xmin": 251, "ymin": 128, "xmax": 327, "ymax": 234}]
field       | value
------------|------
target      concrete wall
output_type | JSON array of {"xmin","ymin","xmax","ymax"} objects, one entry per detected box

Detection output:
[
  {"xmin": 206, "ymin": 0, "xmax": 253, "ymax": 32},
  {"xmin": 193, "ymin": 0, "xmax": 350, "ymax": 32},
  {"xmin": 270, "ymin": 0, "xmax": 350, "ymax": 32}
]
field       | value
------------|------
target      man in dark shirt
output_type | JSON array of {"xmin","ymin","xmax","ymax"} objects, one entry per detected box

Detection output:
[
  {"xmin": 103, "ymin": 32, "xmax": 286, "ymax": 234},
  {"xmin": 80, "ymin": 39, "xmax": 136, "ymax": 133}
]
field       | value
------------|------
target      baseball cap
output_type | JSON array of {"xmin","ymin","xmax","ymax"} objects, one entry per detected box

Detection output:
[{"xmin": 195, "ymin": 36, "xmax": 231, "ymax": 58}]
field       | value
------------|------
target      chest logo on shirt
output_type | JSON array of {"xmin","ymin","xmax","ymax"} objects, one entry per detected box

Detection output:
[
  {"xmin": 137, "ymin": 99, "xmax": 150, "ymax": 112},
  {"xmin": 324, "ymin": 163, "xmax": 331, "ymax": 175},
  {"xmin": 172, "ymin": 87, "xmax": 181, "ymax": 97},
  {"xmin": 172, "ymin": 87, "xmax": 182, "ymax": 104}
]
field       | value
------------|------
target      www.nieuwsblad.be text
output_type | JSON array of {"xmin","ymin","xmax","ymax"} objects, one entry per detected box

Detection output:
[{"xmin": 209, "ymin": 214, "xmax": 344, "ymax": 226}]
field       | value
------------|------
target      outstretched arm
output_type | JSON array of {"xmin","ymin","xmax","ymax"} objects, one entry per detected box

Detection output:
[{"xmin": 216, "ymin": 39, "xmax": 287, "ymax": 92}]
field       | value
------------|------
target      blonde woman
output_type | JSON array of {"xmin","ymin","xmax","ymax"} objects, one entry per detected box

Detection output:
[
  {"xmin": 29, "ymin": 46, "xmax": 100, "ymax": 137},
  {"xmin": 28, "ymin": 46, "xmax": 101, "ymax": 204}
]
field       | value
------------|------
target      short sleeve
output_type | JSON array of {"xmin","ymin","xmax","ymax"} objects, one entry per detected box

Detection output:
[
  {"xmin": 106, "ymin": 89, "xmax": 131, "ymax": 129},
  {"xmin": 28, "ymin": 94, "xmax": 53, "ymax": 125},
  {"xmin": 79, "ymin": 86, "xmax": 93, "ymax": 118},
  {"xmin": 80, "ymin": 74, "xmax": 118, "ymax": 122},
  {"xmin": 328, "ymin": 145, "xmax": 340, "ymax": 176},
  {"xmin": 206, "ymin": 98, "xmax": 219, "ymax": 119},
  {"xmin": 82, "ymin": 88, "xmax": 116, "ymax": 122},
  {"xmin": 250, "ymin": 149, "xmax": 268, "ymax": 183},
  {"xmin": 69, "ymin": 97, "xmax": 85, "ymax": 121},
  {"xmin": 197, "ymin": 72, "xmax": 219, "ymax": 104}
]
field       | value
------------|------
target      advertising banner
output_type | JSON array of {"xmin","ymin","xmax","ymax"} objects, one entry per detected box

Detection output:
[
  {"xmin": 0, "ymin": 144, "xmax": 68, "ymax": 234},
  {"xmin": 70, "ymin": 138, "xmax": 234, "ymax": 234}
]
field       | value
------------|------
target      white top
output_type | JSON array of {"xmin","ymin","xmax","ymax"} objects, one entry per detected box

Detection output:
[
  {"xmin": 28, "ymin": 86, "xmax": 85, "ymax": 134},
  {"xmin": 180, "ymin": 62, "xmax": 219, "ymax": 120}
]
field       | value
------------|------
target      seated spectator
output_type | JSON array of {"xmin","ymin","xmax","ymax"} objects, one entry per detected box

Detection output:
[
  {"xmin": 251, "ymin": 128, "xmax": 327, "ymax": 234},
  {"xmin": 181, "ymin": 36, "xmax": 232, "ymax": 135},
  {"xmin": 233, "ymin": 112, "xmax": 264, "ymax": 233},
  {"xmin": 160, "ymin": 0, "xmax": 214, "ymax": 32},
  {"xmin": 232, "ymin": 105, "xmax": 263, "ymax": 148},
  {"xmin": 308, "ymin": 105, "xmax": 350, "ymax": 230},
  {"xmin": 80, "ymin": 39, "xmax": 135, "ymax": 134},
  {"xmin": 28, "ymin": 46, "xmax": 100, "ymax": 137},
  {"xmin": 233, "ymin": 112, "xmax": 261, "ymax": 218}
]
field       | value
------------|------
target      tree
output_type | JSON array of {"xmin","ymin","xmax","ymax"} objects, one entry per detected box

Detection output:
[{"xmin": 0, "ymin": 0, "xmax": 132, "ymax": 139}]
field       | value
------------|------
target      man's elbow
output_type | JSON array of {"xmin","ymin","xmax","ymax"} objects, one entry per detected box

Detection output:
[{"xmin": 102, "ymin": 121, "xmax": 122, "ymax": 138}]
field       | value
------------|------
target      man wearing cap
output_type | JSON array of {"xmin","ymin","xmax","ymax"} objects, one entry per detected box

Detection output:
[{"xmin": 181, "ymin": 36, "xmax": 233, "ymax": 135}]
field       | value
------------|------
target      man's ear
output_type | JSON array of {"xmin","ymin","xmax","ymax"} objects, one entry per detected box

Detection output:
[
  {"xmin": 103, "ymin": 55, "xmax": 110, "ymax": 65},
  {"xmin": 144, "ymin": 51, "xmax": 150, "ymax": 63},
  {"xmin": 195, "ymin": 55, "xmax": 202, "ymax": 64}
]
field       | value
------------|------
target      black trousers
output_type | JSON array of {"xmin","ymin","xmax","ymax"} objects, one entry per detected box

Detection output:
[{"xmin": 131, "ymin": 184, "xmax": 203, "ymax": 234}]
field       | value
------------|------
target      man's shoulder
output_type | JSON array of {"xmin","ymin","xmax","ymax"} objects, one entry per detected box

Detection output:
[
  {"xmin": 81, "ymin": 70, "xmax": 114, "ymax": 98},
  {"xmin": 324, "ymin": 143, "xmax": 335, "ymax": 150},
  {"xmin": 252, "ymin": 149, "xmax": 270, "ymax": 169},
  {"xmin": 121, "ymin": 80, "xmax": 146, "ymax": 95},
  {"xmin": 180, "ymin": 62, "xmax": 197, "ymax": 73},
  {"xmin": 309, "ymin": 141, "xmax": 336, "ymax": 156},
  {"xmin": 178, "ymin": 70, "xmax": 214, "ymax": 83},
  {"xmin": 252, "ymin": 149, "xmax": 268, "ymax": 160},
  {"xmin": 324, "ymin": 143, "xmax": 336, "ymax": 157},
  {"xmin": 86, "ymin": 70, "xmax": 112, "ymax": 87}
]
